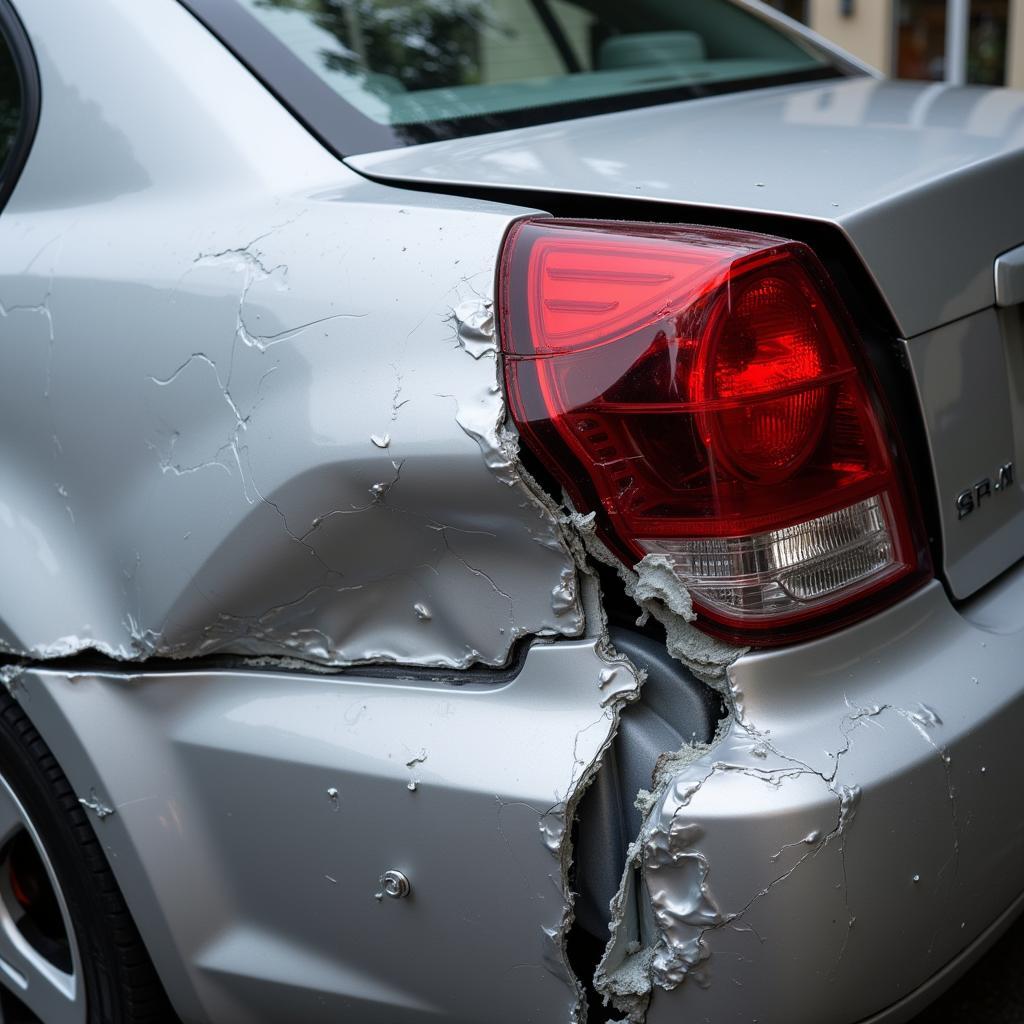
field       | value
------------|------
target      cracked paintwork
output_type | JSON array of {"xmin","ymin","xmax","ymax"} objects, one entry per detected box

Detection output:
[
  {"xmin": 0, "ymin": 0, "xmax": 584, "ymax": 673},
  {"xmin": 586, "ymin": 579, "xmax": 1024, "ymax": 1024},
  {"xmin": 17, "ymin": 635, "xmax": 642, "ymax": 1024},
  {"xmin": 564, "ymin": 510, "xmax": 744, "ymax": 683},
  {"xmin": 0, "ymin": 206, "xmax": 582, "ymax": 669},
  {"xmin": 78, "ymin": 789, "xmax": 115, "ymax": 820},
  {"xmin": 596, "ymin": 708, "xmax": 867, "ymax": 1020},
  {"xmin": 4, "ymin": 5, "xmax": 1024, "ymax": 1024},
  {"xmin": 597, "ymin": 676, "xmax": 960, "ymax": 1021},
  {"xmin": 0, "ymin": 2, "xmax": 642, "ymax": 1021}
]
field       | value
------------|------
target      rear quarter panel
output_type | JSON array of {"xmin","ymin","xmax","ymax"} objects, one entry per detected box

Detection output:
[{"xmin": 0, "ymin": 0, "xmax": 582, "ymax": 669}]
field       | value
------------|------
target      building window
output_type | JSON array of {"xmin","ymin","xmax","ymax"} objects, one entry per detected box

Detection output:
[
  {"xmin": 968, "ymin": 0, "xmax": 1009, "ymax": 84},
  {"xmin": 896, "ymin": 0, "xmax": 946, "ymax": 80},
  {"xmin": 895, "ymin": 0, "xmax": 1008, "ymax": 84}
]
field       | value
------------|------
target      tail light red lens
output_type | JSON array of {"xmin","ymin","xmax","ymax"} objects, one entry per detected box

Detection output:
[{"xmin": 499, "ymin": 219, "xmax": 930, "ymax": 645}]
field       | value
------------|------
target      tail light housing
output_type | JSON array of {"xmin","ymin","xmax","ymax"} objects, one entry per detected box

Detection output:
[{"xmin": 499, "ymin": 219, "xmax": 930, "ymax": 645}]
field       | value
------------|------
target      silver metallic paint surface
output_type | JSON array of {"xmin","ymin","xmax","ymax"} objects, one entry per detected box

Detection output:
[
  {"xmin": 17, "ymin": 639, "xmax": 639, "ymax": 1024},
  {"xmin": 5, "ymin": 3, "xmax": 1024, "ymax": 1023},
  {"xmin": 0, "ymin": 0, "xmax": 581, "ymax": 670},
  {"xmin": 0, "ymin": 8, "xmax": 638, "ymax": 1017},
  {"xmin": 349, "ymin": 77, "xmax": 1024, "ymax": 340},
  {"xmin": 904, "ymin": 309, "xmax": 1024, "ymax": 599},
  {"xmin": 596, "ymin": 579, "xmax": 1024, "ymax": 1023},
  {"xmin": 351, "ymin": 78, "xmax": 1024, "ymax": 599},
  {"xmin": 995, "ymin": 242, "xmax": 1024, "ymax": 306},
  {"xmin": 19, "ymin": 575, "xmax": 1024, "ymax": 1024}
]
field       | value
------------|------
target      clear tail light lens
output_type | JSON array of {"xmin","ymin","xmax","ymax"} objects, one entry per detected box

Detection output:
[{"xmin": 499, "ymin": 219, "xmax": 930, "ymax": 645}]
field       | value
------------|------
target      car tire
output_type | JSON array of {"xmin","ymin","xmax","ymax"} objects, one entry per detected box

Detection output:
[{"xmin": 0, "ymin": 688, "xmax": 175, "ymax": 1023}]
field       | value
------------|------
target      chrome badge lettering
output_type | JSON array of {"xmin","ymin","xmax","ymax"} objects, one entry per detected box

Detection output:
[{"xmin": 956, "ymin": 462, "xmax": 1014, "ymax": 520}]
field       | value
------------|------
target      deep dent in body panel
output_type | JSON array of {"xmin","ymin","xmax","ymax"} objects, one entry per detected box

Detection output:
[
  {"xmin": 0, "ymin": 213, "xmax": 584, "ymax": 668},
  {"xmin": 592, "ymin": 669, "xmax": 963, "ymax": 1022},
  {"xmin": 0, "ymin": 217, "xmax": 740, "ymax": 1018},
  {"xmin": 0, "ymin": 212, "xmax": 966, "ymax": 1023},
  {"xmin": 555, "ymin": 514, "xmax": 962, "ymax": 1021},
  {"xmin": 0, "ymin": 216, "xmax": 635, "ymax": 1017}
]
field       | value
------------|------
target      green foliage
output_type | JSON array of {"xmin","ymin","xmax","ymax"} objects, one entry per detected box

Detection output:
[{"xmin": 256, "ymin": 0, "xmax": 491, "ymax": 91}]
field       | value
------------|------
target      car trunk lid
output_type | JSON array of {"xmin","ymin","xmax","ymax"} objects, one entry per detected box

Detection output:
[{"xmin": 347, "ymin": 76, "xmax": 1024, "ymax": 599}]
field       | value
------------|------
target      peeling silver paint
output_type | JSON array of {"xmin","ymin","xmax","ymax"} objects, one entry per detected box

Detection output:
[
  {"xmin": 78, "ymin": 789, "xmax": 115, "ymax": 820},
  {"xmin": 0, "ymin": 663, "xmax": 25, "ymax": 696},
  {"xmin": 448, "ymin": 296, "xmax": 521, "ymax": 491},
  {"xmin": 563, "ymin": 513, "xmax": 743, "ymax": 685},
  {"xmin": 644, "ymin": 820, "xmax": 723, "ymax": 988},
  {"xmin": 449, "ymin": 298, "xmax": 496, "ymax": 360},
  {"xmin": 0, "ymin": 6, "xmax": 626, "ymax": 1013},
  {"xmin": 20, "ymin": 634, "xmax": 644, "ymax": 1023},
  {"xmin": 547, "ymin": 645, "xmax": 644, "ymax": 1019},
  {"xmin": 0, "ymin": 196, "xmax": 584, "ymax": 671},
  {"xmin": 594, "ymin": 641, "xmax": 985, "ymax": 1024},
  {"xmin": 551, "ymin": 567, "xmax": 577, "ymax": 617},
  {"xmin": 597, "ymin": 723, "xmax": 864, "ymax": 1019},
  {"xmin": 547, "ymin": 509, "xmax": 754, "ymax": 1019}
]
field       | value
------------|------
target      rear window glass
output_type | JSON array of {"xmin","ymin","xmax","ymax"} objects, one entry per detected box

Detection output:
[{"xmin": 226, "ymin": 0, "xmax": 842, "ymax": 140}]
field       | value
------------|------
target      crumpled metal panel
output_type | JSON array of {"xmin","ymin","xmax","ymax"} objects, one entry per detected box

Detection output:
[
  {"xmin": 596, "ymin": 580, "xmax": 1024, "ymax": 1024},
  {"xmin": 0, "ymin": 0, "xmax": 579, "ymax": 670},
  {"xmin": 15, "ymin": 638, "xmax": 640, "ymax": 1024}
]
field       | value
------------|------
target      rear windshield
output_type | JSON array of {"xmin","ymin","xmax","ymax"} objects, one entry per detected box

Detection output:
[{"xmin": 190, "ymin": 0, "xmax": 847, "ymax": 152}]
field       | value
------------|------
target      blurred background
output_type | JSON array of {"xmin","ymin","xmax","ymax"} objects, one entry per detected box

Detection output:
[{"xmin": 764, "ymin": 0, "xmax": 1024, "ymax": 87}]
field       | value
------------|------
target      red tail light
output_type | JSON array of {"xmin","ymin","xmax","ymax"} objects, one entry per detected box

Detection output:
[{"xmin": 499, "ymin": 219, "xmax": 930, "ymax": 645}]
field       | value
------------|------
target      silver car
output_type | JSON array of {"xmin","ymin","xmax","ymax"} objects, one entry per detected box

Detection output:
[{"xmin": 0, "ymin": 0, "xmax": 1022, "ymax": 1022}]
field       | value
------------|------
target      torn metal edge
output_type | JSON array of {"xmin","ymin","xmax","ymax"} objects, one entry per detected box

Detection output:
[
  {"xmin": 2, "ymin": 254, "xmax": 588, "ymax": 675},
  {"xmin": 477, "ymin": 323, "xmax": 753, "ymax": 1018},
  {"xmin": 544, "ymin": 511, "xmax": 752, "ymax": 1020},
  {"xmin": 590, "ymin": 684, "xmax": 961, "ymax": 1021},
  {"xmin": 561, "ymin": 511, "xmax": 745, "ymax": 687},
  {"xmin": 591, "ymin": 727, "xmax": 726, "ymax": 1022},
  {"xmin": 0, "ymin": 265, "xmax": 765, "ymax": 1022},
  {"xmin": 545, "ymin": 558, "xmax": 645, "ymax": 1022}
]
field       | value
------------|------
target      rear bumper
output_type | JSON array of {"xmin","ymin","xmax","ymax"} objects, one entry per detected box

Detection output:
[
  {"xmin": 861, "ymin": 888, "xmax": 1024, "ymax": 1024},
  {"xmin": 629, "ymin": 576, "xmax": 1024, "ymax": 1024},
  {"xmin": 17, "ymin": 572, "xmax": 1024, "ymax": 1023}
]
